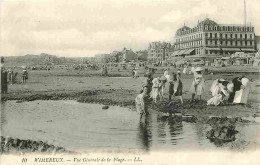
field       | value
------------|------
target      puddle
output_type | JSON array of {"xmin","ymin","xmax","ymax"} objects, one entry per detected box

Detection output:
[{"xmin": 1, "ymin": 100, "xmax": 259, "ymax": 151}]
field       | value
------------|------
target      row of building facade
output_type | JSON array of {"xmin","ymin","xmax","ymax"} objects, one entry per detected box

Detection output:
[
  {"xmin": 94, "ymin": 48, "xmax": 148, "ymax": 63},
  {"xmin": 148, "ymin": 18, "xmax": 258, "ymax": 62}
]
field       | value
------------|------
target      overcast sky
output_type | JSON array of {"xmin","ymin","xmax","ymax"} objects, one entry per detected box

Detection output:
[{"xmin": 1, "ymin": 0, "xmax": 260, "ymax": 57}]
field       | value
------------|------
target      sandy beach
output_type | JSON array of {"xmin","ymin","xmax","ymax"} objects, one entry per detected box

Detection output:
[
  {"xmin": 1, "ymin": 66, "xmax": 260, "ymax": 152},
  {"xmin": 2, "ymin": 66, "xmax": 260, "ymax": 119}
]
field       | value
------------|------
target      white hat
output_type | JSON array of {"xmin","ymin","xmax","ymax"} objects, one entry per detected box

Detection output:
[
  {"xmin": 195, "ymin": 67, "xmax": 203, "ymax": 72},
  {"xmin": 241, "ymin": 77, "xmax": 249, "ymax": 86}
]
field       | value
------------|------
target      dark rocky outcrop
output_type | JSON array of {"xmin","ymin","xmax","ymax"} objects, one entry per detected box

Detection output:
[
  {"xmin": 206, "ymin": 117, "xmax": 240, "ymax": 143},
  {"xmin": 0, "ymin": 136, "xmax": 66, "ymax": 153}
]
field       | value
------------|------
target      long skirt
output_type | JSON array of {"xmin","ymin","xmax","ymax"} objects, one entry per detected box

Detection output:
[
  {"xmin": 207, "ymin": 94, "xmax": 223, "ymax": 106},
  {"xmin": 152, "ymin": 87, "xmax": 159, "ymax": 100},
  {"xmin": 233, "ymin": 86, "xmax": 250, "ymax": 104},
  {"xmin": 190, "ymin": 81, "xmax": 204, "ymax": 95}
]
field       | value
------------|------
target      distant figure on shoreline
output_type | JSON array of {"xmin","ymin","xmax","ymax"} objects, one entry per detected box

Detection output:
[
  {"xmin": 22, "ymin": 66, "xmax": 28, "ymax": 84},
  {"xmin": 1, "ymin": 65, "xmax": 8, "ymax": 93}
]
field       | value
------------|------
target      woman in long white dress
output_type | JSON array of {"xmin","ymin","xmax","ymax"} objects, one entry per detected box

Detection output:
[
  {"xmin": 159, "ymin": 70, "xmax": 169, "ymax": 99},
  {"xmin": 233, "ymin": 77, "xmax": 250, "ymax": 104},
  {"xmin": 135, "ymin": 87, "xmax": 148, "ymax": 120},
  {"xmin": 152, "ymin": 77, "xmax": 160, "ymax": 103},
  {"xmin": 190, "ymin": 67, "xmax": 205, "ymax": 102}
]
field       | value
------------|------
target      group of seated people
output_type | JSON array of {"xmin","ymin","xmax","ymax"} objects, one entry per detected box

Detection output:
[{"xmin": 207, "ymin": 76, "xmax": 250, "ymax": 106}]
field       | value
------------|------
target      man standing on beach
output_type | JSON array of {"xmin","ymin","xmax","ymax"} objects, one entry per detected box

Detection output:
[
  {"xmin": 1, "ymin": 65, "xmax": 8, "ymax": 93},
  {"xmin": 22, "ymin": 66, "xmax": 28, "ymax": 84}
]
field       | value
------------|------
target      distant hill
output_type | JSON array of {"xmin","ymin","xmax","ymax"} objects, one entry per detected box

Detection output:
[{"xmin": 3, "ymin": 53, "xmax": 81, "ymax": 67}]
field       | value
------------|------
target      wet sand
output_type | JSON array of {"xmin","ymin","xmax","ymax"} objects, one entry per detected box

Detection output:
[
  {"xmin": 1, "ymin": 67, "xmax": 260, "ymax": 152},
  {"xmin": 1, "ymin": 67, "xmax": 260, "ymax": 121}
]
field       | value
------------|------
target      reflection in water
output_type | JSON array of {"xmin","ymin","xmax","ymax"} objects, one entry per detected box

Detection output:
[
  {"xmin": 156, "ymin": 116, "xmax": 167, "ymax": 144},
  {"xmin": 193, "ymin": 123, "xmax": 207, "ymax": 146},
  {"xmin": 1, "ymin": 100, "xmax": 258, "ymax": 151},
  {"xmin": 168, "ymin": 117, "xmax": 183, "ymax": 145},
  {"xmin": 137, "ymin": 114, "xmax": 152, "ymax": 151},
  {"xmin": 0, "ymin": 101, "xmax": 7, "ymax": 126}
]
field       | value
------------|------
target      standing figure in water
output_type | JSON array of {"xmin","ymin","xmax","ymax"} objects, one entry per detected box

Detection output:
[
  {"xmin": 135, "ymin": 87, "xmax": 148, "ymax": 120},
  {"xmin": 143, "ymin": 73, "xmax": 153, "ymax": 98}
]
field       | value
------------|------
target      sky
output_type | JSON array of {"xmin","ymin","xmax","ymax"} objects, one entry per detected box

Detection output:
[{"xmin": 1, "ymin": 0, "xmax": 260, "ymax": 57}]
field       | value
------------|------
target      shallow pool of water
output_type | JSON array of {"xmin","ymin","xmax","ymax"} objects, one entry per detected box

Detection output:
[{"xmin": 1, "ymin": 100, "xmax": 259, "ymax": 151}]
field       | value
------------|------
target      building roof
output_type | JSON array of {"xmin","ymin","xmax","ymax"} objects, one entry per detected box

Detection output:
[
  {"xmin": 218, "ymin": 24, "xmax": 253, "ymax": 27},
  {"xmin": 197, "ymin": 18, "xmax": 218, "ymax": 26},
  {"xmin": 176, "ymin": 26, "xmax": 191, "ymax": 33},
  {"xmin": 148, "ymin": 41, "xmax": 171, "ymax": 49}
]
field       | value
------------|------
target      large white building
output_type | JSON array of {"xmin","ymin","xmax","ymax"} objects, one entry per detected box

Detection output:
[{"xmin": 172, "ymin": 18, "xmax": 256, "ymax": 61}]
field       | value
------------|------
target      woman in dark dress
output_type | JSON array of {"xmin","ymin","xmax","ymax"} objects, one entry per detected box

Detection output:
[
  {"xmin": 228, "ymin": 76, "xmax": 244, "ymax": 103},
  {"xmin": 168, "ymin": 73, "xmax": 183, "ymax": 104},
  {"xmin": 168, "ymin": 73, "xmax": 175, "ymax": 102},
  {"xmin": 1, "ymin": 69, "xmax": 8, "ymax": 93},
  {"xmin": 173, "ymin": 73, "xmax": 183, "ymax": 104}
]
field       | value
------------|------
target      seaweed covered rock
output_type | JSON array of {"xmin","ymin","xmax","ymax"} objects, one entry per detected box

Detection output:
[
  {"xmin": 0, "ymin": 136, "xmax": 66, "ymax": 153},
  {"xmin": 206, "ymin": 117, "xmax": 238, "ymax": 142},
  {"xmin": 102, "ymin": 105, "xmax": 109, "ymax": 109}
]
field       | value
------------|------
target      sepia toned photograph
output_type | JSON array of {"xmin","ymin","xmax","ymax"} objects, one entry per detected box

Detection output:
[{"xmin": 0, "ymin": 0, "xmax": 260, "ymax": 164}]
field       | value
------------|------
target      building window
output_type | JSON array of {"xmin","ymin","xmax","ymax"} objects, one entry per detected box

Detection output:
[
  {"xmin": 235, "ymin": 34, "xmax": 237, "ymax": 38},
  {"xmin": 210, "ymin": 33, "xmax": 212, "ymax": 38},
  {"xmin": 240, "ymin": 34, "xmax": 242, "ymax": 38}
]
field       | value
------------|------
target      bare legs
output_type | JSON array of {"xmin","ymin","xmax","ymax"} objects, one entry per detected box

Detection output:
[{"xmin": 191, "ymin": 93, "xmax": 202, "ymax": 103}]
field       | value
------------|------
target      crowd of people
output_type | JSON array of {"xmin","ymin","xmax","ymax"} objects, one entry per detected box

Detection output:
[{"xmin": 135, "ymin": 67, "xmax": 250, "ymax": 120}]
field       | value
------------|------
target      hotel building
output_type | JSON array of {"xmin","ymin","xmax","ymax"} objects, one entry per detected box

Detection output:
[
  {"xmin": 172, "ymin": 18, "xmax": 256, "ymax": 61},
  {"xmin": 147, "ymin": 42, "xmax": 174, "ymax": 62}
]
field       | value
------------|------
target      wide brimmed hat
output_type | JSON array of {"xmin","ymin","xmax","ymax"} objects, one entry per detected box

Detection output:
[
  {"xmin": 160, "ymin": 76, "xmax": 167, "ymax": 81},
  {"xmin": 195, "ymin": 67, "xmax": 203, "ymax": 72}
]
